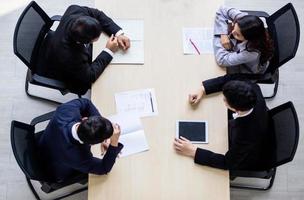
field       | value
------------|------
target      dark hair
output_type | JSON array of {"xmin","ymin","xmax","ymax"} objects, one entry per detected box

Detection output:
[
  {"xmin": 77, "ymin": 116, "xmax": 113, "ymax": 144},
  {"xmin": 236, "ymin": 15, "xmax": 274, "ymax": 65},
  {"xmin": 70, "ymin": 16, "xmax": 102, "ymax": 44},
  {"xmin": 223, "ymin": 80, "xmax": 257, "ymax": 111}
]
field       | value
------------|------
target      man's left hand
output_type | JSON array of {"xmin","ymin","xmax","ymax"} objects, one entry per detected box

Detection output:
[
  {"xmin": 117, "ymin": 35, "xmax": 131, "ymax": 50},
  {"xmin": 173, "ymin": 137, "xmax": 197, "ymax": 158}
]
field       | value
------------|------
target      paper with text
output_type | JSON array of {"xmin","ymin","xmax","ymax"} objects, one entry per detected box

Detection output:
[
  {"xmin": 182, "ymin": 27, "xmax": 213, "ymax": 55},
  {"xmin": 115, "ymin": 88, "xmax": 158, "ymax": 117},
  {"xmin": 108, "ymin": 113, "xmax": 142, "ymax": 135},
  {"xmin": 119, "ymin": 130, "xmax": 149, "ymax": 157}
]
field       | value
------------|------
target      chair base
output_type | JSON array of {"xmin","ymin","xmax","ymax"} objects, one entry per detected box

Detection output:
[
  {"xmin": 230, "ymin": 168, "xmax": 276, "ymax": 191},
  {"xmin": 26, "ymin": 177, "xmax": 87, "ymax": 200},
  {"xmin": 25, "ymin": 70, "xmax": 82, "ymax": 104},
  {"xmin": 25, "ymin": 73, "xmax": 62, "ymax": 104}
]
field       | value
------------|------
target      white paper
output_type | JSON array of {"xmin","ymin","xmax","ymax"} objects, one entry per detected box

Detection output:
[
  {"xmin": 111, "ymin": 19, "xmax": 144, "ymax": 64},
  {"xmin": 108, "ymin": 113, "xmax": 142, "ymax": 135},
  {"xmin": 106, "ymin": 113, "xmax": 149, "ymax": 157},
  {"xmin": 115, "ymin": 88, "xmax": 158, "ymax": 117},
  {"xmin": 114, "ymin": 19, "xmax": 144, "ymax": 40},
  {"xmin": 182, "ymin": 27, "xmax": 213, "ymax": 54},
  {"xmin": 111, "ymin": 41, "xmax": 144, "ymax": 64},
  {"xmin": 119, "ymin": 130, "xmax": 149, "ymax": 157}
]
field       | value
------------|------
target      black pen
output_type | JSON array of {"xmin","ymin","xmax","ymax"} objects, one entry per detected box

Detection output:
[{"xmin": 149, "ymin": 92, "xmax": 154, "ymax": 113}]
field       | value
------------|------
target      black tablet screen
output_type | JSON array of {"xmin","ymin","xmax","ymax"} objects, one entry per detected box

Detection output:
[{"xmin": 179, "ymin": 121, "xmax": 206, "ymax": 142}]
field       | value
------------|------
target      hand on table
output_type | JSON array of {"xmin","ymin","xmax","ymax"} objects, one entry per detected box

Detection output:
[
  {"xmin": 117, "ymin": 34, "xmax": 131, "ymax": 50},
  {"xmin": 188, "ymin": 86, "xmax": 205, "ymax": 105},
  {"xmin": 106, "ymin": 34, "xmax": 119, "ymax": 52},
  {"xmin": 173, "ymin": 137, "xmax": 197, "ymax": 158}
]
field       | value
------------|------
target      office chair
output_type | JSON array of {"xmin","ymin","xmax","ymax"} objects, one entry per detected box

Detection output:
[
  {"xmin": 240, "ymin": 3, "xmax": 300, "ymax": 99},
  {"xmin": 13, "ymin": 1, "xmax": 82, "ymax": 104},
  {"xmin": 10, "ymin": 112, "xmax": 88, "ymax": 200},
  {"xmin": 230, "ymin": 101, "xmax": 299, "ymax": 190}
]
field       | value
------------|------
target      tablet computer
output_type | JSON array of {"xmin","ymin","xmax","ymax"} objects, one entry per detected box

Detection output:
[{"xmin": 176, "ymin": 120, "xmax": 208, "ymax": 144}]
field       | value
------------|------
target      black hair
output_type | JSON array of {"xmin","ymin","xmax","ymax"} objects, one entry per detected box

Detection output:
[
  {"xmin": 70, "ymin": 16, "xmax": 102, "ymax": 44},
  {"xmin": 77, "ymin": 116, "xmax": 113, "ymax": 144},
  {"xmin": 223, "ymin": 80, "xmax": 257, "ymax": 111},
  {"xmin": 236, "ymin": 15, "xmax": 274, "ymax": 65}
]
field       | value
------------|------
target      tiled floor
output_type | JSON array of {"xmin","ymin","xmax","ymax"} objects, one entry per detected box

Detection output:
[{"xmin": 0, "ymin": 0, "xmax": 303, "ymax": 199}]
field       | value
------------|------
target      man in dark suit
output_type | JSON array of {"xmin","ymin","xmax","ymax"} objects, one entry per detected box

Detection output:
[
  {"xmin": 37, "ymin": 98, "xmax": 123, "ymax": 182},
  {"xmin": 173, "ymin": 76, "xmax": 274, "ymax": 170},
  {"xmin": 36, "ymin": 5, "xmax": 130, "ymax": 95}
]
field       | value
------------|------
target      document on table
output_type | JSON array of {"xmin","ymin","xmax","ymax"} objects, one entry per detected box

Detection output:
[
  {"xmin": 182, "ymin": 27, "xmax": 213, "ymax": 55},
  {"xmin": 111, "ymin": 19, "xmax": 144, "ymax": 64},
  {"xmin": 108, "ymin": 113, "xmax": 149, "ymax": 157},
  {"xmin": 115, "ymin": 88, "xmax": 158, "ymax": 117}
]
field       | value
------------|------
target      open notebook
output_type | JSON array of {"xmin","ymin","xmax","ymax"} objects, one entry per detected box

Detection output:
[{"xmin": 108, "ymin": 113, "xmax": 149, "ymax": 157}]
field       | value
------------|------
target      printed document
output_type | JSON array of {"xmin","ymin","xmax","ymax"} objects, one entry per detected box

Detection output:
[
  {"xmin": 182, "ymin": 27, "xmax": 213, "ymax": 54},
  {"xmin": 115, "ymin": 88, "xmax": 158, "ymax": 117}
]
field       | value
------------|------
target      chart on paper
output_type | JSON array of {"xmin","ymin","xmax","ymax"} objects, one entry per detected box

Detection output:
[
  {"xmin": 115, "ymin": 88, "xmax": 158, "ymax": 117},
  {"xmin": 182, "ymin": 27, "xmax": 213, "ymax": 55}
]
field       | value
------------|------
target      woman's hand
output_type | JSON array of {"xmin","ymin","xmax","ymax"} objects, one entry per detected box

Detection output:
[{"xmin": 220, "ymin": 34, "xmax": 232, "ymax": 50}]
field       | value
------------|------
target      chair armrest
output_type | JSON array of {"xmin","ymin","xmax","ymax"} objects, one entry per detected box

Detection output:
[
  {"xmin": 241, "ymin": 10, "xmax": 270, "ymax": 18},
  {"xmin": 51, "ymin": 15, "xmax": 62, "ymax": 21},
  {"xmin": 30, "ymin": 111, "xmax": 55, "ymax": 126},
  {"xmin": 31, "ymin": 74, "xmax": 67, "ymax": 91}
]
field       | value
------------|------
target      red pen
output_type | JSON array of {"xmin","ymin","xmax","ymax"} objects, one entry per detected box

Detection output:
[{"xmin": 189, "ymin": 38, "xmax": 201, "ymax": 55}]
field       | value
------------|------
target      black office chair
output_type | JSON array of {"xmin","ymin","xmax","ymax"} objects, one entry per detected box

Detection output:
[
  {"xmin": 230, "ymin": 101, "xmax": 299, "ymax": 190},
  {"xmin": 13, "ymin": 1, "xmax": 82, "ymax": 104},
  {"xmin": 10, "ymin": 112, "xmax": 88, "ymax": 200},
  {"xmin": 240, "ymin": 3, "xmax": 300, "ymax": 99}
]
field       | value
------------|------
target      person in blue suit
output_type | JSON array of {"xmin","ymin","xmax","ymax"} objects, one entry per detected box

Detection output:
[{"xmin": 37, "ymin": 98, "xmax": 123, "ymax": 182}]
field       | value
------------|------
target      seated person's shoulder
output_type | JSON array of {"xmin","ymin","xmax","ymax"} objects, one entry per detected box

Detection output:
[
  {"xmin": 64, "ymin": 5, "xmax": 88, "ymax": 16},
  {"xmin": 65, "ymin": 5, "xmax": 83, "ymax": 13}
]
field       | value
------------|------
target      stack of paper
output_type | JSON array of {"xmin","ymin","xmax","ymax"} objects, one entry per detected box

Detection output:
[{"xmin": 109, "ymin": 113, "xmax": 149, "ymax": 157}]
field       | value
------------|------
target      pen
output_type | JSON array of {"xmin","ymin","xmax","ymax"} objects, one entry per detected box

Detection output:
[
  {"xmin": 149, "ymin": 92, "xmax": 154, "ymax": 113},
  {"xmin": 189, "ymin": 38, "xmax": 201, "ymax": 55}
]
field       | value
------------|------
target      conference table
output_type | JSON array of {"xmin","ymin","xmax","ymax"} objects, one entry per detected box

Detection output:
[{"xmin": 90, "ymin": 0, "xmax": 228, "ymax": 199}]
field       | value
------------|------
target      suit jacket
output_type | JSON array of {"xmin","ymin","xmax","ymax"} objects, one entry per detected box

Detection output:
[
  {"xmin": 36, "ymin": 5, "xmax": 121, "ymax": 95},
  {"xmin": 194, "ymin": 75, "xmax": 275, "ymax": 170},
  {"xmin": 37, "ymin": 98, "xmax": 123, "ymax": 182},
  {"xmin": 213, "ymin": 6, "xmax": 268, "ymax": 74}
]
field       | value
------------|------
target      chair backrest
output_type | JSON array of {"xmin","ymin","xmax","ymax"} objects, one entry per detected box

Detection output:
[
  {"xmin": 13, "ymin": 1, "xmax": 52, "ymax": 72},
  {"xmin": 266, "ymin": 3, "xmax": 300, "ymax": 73},
  {"xmin": 10, "ymin": 120, "xmax": 49, "ymax": 182},
  {"xmin": 269, "ymin": 101, "xmax": 299, "ymax": 167}
]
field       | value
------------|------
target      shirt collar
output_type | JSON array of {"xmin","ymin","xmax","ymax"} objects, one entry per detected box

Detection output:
[
  {"xmin": 71, "ymin": 122, "xmax": 83, "ymax": 144},
  {"xmin": 236, "ymin": 40, "xmax": 248, "ymax": 51},
  {"xmin": 232, "ymin": 108, "xmax": 254, "ymax": 119}
]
